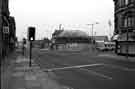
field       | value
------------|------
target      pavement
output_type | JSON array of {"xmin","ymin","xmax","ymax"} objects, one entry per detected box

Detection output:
[{"xmin": 1, "ymin": 50, "xmax": 71, "ymax": 89}]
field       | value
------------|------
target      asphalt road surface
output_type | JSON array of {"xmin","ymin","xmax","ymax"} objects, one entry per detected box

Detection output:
[{"xmin": 31, "ymin": 48, "xmax": 135, "ymax": 89}]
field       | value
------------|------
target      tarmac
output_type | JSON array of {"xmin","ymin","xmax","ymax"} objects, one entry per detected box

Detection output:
[
  {"xmin": 1, "ymin": 51, "xmax": 71, "ymax": 89},
  {"xmin": 97, "ymin": 52, "xmax": 135, "ymax": 62},
  {"xmin": 1, "ymin": 49, "xmax": 134, "ymax": 89}
]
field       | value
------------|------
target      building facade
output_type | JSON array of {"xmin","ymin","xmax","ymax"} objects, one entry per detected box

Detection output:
[
  {"xmin": 0, "ymin": 0, "xmax": 16, "ymax": 59},
  {"xmin": 51, "ymin": 30, "xmax": 91, "ymax": 51},
  {"xmin": 113, "ymin": 0, "xmax": 135, "ymax": 56}
]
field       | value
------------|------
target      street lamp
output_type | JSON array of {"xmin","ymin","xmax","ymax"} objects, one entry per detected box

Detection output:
[{"xmin": 86, "ymin": 22, "xmax": 99, "ymax": 43}]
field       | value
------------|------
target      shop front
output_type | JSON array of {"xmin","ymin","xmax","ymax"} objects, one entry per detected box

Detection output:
[{"xmin": 117, "ymin": 32, "xmax": 135, "ymax": 56}]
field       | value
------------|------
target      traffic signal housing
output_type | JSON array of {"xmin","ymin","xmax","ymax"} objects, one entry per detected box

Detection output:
[{"xmin": 28, "ymin": 27, "xmax": 35, "ymax": 41}]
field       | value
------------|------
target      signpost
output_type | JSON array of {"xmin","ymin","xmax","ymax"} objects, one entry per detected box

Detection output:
[{"xmin": 28, "ymin": 27, "xmax": 35, "ymax": 67}]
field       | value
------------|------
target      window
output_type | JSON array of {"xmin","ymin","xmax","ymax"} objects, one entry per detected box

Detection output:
[
  {"xmin": 124, "ymin": 16, "xmax": 135, "ymax": 27},
  {"xmin": 127, "ymin": 17, "xmax": 132, "ymax": 26},
  {"xmin": 132, "ymin": 17, "xmax": 135, "ymax": 27},
  {"xmin": 119, "ymin": 0, "xmax": 122, "ymax": 7},
  {"xmin": 124, "ymin": 18, "xmax": 128, "ymax": 27},
  {"xmin": 125, "ymin": 0, "xmax": 129, "ymax": 5}
]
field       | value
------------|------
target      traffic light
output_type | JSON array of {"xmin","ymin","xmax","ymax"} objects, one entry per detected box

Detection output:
[
  {"xmin": 23, "ymin": 38, "xmax": 26, "ymax": 44},
  {"xmin": 28, "ymin": 27, "xmax": 35, "ymax": 41}
]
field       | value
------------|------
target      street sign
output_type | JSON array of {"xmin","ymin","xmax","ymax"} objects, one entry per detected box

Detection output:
[{"xmin": 3, "ymin": 26, "xmax": 9, "ymax": 34}]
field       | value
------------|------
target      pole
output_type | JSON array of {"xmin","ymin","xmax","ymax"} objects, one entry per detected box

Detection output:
[
  {"xmin": 91, "ymin": 24, "xmax": 94, "ymax": 44},
  {"xmin": 109, "ymin": 25, "xmax": 112, "ymax": 41},
  {"xmin": 29, "ymin": 40, "xmax": 32, "ymax": 67}
]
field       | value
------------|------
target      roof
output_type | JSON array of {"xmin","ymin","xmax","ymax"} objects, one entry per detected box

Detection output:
[
  {"xmin": 92, "ymin": 36, "xmax": 108, "ymax": 41},
  {"xmin": 52, "ymin": 30, "xmax": 64, "ymax": 37},
  {"xmin": 57, "ymin": 30, "xmax": 89, "ymax": 38}
]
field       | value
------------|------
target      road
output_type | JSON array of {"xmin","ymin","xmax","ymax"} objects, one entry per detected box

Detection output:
[{"xmin": 31, "ymin": 48, "xmax": 135, "ymax": 89}]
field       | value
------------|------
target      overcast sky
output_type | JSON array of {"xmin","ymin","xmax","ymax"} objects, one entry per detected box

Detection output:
[{"xmin": 9, "ymin": 0, "xmax": 114, "ymax": 40}]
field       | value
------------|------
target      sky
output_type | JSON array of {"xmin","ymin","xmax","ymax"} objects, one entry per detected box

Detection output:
[{"xmin": 9, "ymin": 0, "xmax": 114, "ymax": 41}]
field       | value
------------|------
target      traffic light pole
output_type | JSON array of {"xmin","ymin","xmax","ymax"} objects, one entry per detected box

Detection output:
[
  {"xmin": 28, "ymin": 26, "xmax": 35, "ymax": 67},
  {"xmin": 29, "ymin": 40, "xmax": 32, "ymax": 67}
]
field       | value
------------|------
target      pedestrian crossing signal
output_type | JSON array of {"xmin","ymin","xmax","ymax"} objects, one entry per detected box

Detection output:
[{"xmin": 28, "ymin": 27, "xmax": 35, "ymax": 41}]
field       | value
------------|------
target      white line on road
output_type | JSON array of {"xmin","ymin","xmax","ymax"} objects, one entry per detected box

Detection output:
[
  {"xmin": 44, "ymin": 64, "xmax": 103, "ymax": 72},
  {"xmin": 79, "ymin": 68, "xmax": 113, "ymax": 80},
  {"xmin": 43, "ymin": 63, "xmax": 113, "ymax": 80},
  {"xmin": 103, "ymin": 64, "xmax": 135, "ymax": 71}
]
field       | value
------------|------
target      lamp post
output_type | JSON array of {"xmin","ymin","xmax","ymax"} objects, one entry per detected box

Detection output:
[
  {"xmin": 86, "ymin": 22, "xmax": 99, "ymax": 52},
  {"xmin": 86, "ymin": 22, "xmax": 99, "ymax": 43}
]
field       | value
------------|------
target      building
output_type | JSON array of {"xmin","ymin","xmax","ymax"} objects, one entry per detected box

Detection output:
[
  {"xmin": 113, "ymin": 0, "xmax": 135, "ymax": 56},
  {"xmin": 51, "ymin": 30, "xmax": 91, "ymax": 51},
  {"xmin": 0, "ymin": 0, "xmax": 16, "ymax": 59},
  {"xmin": 92, "ymin": 36, "xmax": 109, "ymax": 42},
  {"xmin": 32, "ymin": 38, "xmax": 51, "ymax": 48}
]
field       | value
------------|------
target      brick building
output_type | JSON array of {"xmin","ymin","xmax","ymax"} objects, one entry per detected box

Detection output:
[
  {"xmin": 51, "ymin": 30, "xmax": 91, "ymax": 51},
  {"xmin": 113, "ymin": 0, "xmax": 135, "ymax": 56},
  {"xmin": 0, "ymin": 0, "xmax": 16, "ymax": 59}
]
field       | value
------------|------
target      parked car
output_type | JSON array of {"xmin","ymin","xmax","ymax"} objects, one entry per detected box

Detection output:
[{"xmin": 96, "ymin": 41, "xmax": 115, "ymax": 51}]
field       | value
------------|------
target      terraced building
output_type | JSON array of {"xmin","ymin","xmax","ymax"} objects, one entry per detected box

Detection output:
[
  {"xmin": 0, "ymin": 0, "xmax": 16, "ymax": 59},
  {"xmin": 113, "ymin": 0, "xmax": 135, "ymax": 56}
]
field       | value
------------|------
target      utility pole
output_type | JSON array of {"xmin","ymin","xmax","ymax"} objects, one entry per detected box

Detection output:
[
  {"xmin": 86, "ymin": 22, "xmax": 99, "ymax": 44},
  {"xmin": 86, "ymin": 22, "xmax": 99, "ymax": 52}
]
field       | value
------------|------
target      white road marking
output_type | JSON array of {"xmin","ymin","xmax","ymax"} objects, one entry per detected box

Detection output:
[
  {"xmin": 103, "ymin": 64, "xmax": 135, "ymax": 71},
  {"xmin": 44, "ymin": 64, "xmax": 103, "ymax": 72},
  {"xmin": 79, "ymin": 68, "xmax": 112, "ymax": 80},
  {"xmin": 43, "ymin": 63, "xmax": 113, "ymax": 80}
]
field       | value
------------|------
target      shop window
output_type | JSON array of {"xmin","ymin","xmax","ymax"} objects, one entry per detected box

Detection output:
[{"xmin": 123, "ymin": 16, "xmax": 135, "ymax": 27}]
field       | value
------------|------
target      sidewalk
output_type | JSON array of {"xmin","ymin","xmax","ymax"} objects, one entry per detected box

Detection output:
[{"xmin": 1, "ymin": 50, "xmax": 70, "ymax": 89}]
